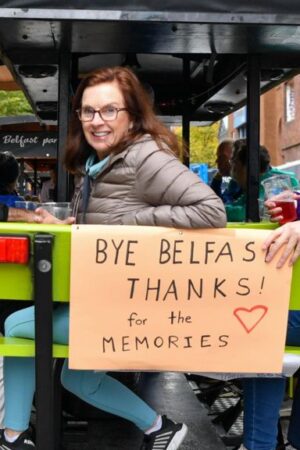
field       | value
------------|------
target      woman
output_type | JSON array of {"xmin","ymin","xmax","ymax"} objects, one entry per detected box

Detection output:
[
  {"xmin": 0, "ymin": 67, "xmax": 226, "ymax": 450},
  {"xmin": 240, "ymin": 200, "xmax": 300, "ymax": 450}
]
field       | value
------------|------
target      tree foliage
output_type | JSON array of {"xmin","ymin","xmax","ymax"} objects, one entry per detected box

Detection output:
[
  {"xmin": 174, "ymin": 122, "xmax": 220, "ymax": 167},
  {"xmin": 0, "ymin": 90, "xmax": 33, "ymax": 116}
]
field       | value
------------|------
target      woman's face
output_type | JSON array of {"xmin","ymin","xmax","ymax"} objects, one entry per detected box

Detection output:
[{"xmin": 80, "ymin": 81, "xmax": 132, "ymax": 159}]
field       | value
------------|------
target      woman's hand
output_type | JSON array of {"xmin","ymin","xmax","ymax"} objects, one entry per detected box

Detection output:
[
  {"xmin": 262, "ymin": 220, "xmax": 300, "ymax": 268},
  {"xmin": 34, "ymin": 207, "xmax": 75, "ymax": 225}
]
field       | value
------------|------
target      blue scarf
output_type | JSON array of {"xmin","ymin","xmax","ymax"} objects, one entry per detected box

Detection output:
[
  {"xmin": 82, "ymin": 154, "xmax": 109, "ymax": 223},
  {"xmin": 85, "ymin": 154, "xmax": 109, "ymax": 179}
]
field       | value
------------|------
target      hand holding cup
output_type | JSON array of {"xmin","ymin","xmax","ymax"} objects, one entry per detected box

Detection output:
[
  {"xmin": 262, "ymin": 175, "xmax": 297, "ymax": 225},
  {"xmin": 34, "ymin": 207, "xmax": 75, "ymax": 225}
]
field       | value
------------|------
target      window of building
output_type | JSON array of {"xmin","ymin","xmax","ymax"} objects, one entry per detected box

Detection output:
[
  {"xmin": 237, "ymin": 124, "xmax": 247, "ymax": 138},
  {"xmin": 285, "ymin": 82, "xmax": 296, "ymax": 122}
]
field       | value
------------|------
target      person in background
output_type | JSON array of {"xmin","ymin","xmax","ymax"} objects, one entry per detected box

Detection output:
[
  {"xmin": 0, "ymin": 151, "xmax": 24, "ymax": 207},
  {"xmin": 0, "ymin": 151, "xmax": 32, "ymax": 430},
  {"xmin": 226, "ymin": 140, "xmax": 299, "ymax": 222},
  {"xmin": 0, "ymin": 66, "xmax": 226, "ymax": 450},
  {"xmin": 39, "ymin": 168, "xmax": 57, "ymax": 202},
  {"xmin": 0, "ymin": 171, "xmax": 30, "ymax": 428},
  {"xmin": 210, "ymin": 139, "xmax": 242, "ymax": 203},
  {"xmin": 0, "ymin": 187, "xmax": 74, "ymax": 436},
  {"xmin": 0, "ymin": 154, "xmax": 73, "ymax": 433},
  {"xmin": 239, "ymin": 199, "xmax": 300, "ymax": 450}
]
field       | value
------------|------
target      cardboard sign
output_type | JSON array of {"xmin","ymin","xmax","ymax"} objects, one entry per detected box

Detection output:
[{"xmin": 69, "ymin": 226, "xmax": 293, "ymax": 373}]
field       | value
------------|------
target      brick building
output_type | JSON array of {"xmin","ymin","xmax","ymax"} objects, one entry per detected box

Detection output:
[{"xmin": 227, "ymin": 75, "xmax": 300, "ymax": 167}]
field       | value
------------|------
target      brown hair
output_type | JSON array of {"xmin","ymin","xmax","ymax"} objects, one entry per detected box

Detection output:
[
  {"xmin": 233, "ymin": 139, "xmax": 271, "ymax": 173},
  {"xmin": 217, "ymin": 139, "xmax": 234, "ymax": 154},
  {"xmin": 64, "ymin": 66, "xmax": 180, "ymax": 173}
]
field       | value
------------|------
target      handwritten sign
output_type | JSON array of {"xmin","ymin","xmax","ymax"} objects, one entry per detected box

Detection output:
[{"xmin": 69, "ymin": 226, "xmax": 293, "ymax": 373}]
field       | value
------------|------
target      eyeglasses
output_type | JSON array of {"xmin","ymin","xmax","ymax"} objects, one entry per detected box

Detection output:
[{"xmin": 76, "ymin": 105, "xmax": 128, "ymax": 122}]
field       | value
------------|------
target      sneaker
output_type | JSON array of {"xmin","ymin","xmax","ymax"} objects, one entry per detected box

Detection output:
[
  {"xmin": 0, "ymin": 429, "xmax": 35, "ymax": 450},
  {"xmin": 140, "ymin": 415, "xmax": 188, "ymax": 450}
]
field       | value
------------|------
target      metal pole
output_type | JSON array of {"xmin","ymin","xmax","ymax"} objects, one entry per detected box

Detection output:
[
  {"xmin": 33, "ymin": 159, "xmax": 37, "ymax": 196},
  {"xmin": 246, "ymin": 55, "xmax": 260, "ymax": 222},
  {"xmin": 18, "ymin": 158, "xmax": 25, "ymax": 196},
  {"xmin": 182, "ymin": 58, "xmax": 190, "ymax": 168},
  {"xmin": 57, "ymin": 24, "xmax": 71, "ymax": 201},
  {"xmin": 34, "ymin": 233, "xmax": 54, "ymax": 450}
]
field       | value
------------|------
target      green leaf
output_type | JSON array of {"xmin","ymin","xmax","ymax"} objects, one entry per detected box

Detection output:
[
  {"xmin": 174, "ymin": 123, "xmax": 220, "ymax": 167},
  {"xmin": 0, "ymin": 90, "xmax": 33, "ymax": 116}
]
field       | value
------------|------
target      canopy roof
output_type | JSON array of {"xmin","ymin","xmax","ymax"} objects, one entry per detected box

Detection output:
[
  {"xmin": 2, "ymin": 0, "xmax": 300, "ymax": 16},
  {"xmin": 0, "ymin": 2, "xmax": 300, "ymax": 125}
]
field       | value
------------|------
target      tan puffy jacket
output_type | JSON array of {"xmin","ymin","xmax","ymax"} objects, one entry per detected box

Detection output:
[{"xmin": 72, "ymin": 135, "xmax": 227, "ymax": 228}]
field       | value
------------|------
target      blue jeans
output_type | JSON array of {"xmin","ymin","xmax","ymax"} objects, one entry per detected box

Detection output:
[
  {"xmin": 3, "ymin": 305, "xmax": 157, "ymax": 431},
  {"xmin": 243, "ymin": 310, "xmax": 300, "ymax": 450}
]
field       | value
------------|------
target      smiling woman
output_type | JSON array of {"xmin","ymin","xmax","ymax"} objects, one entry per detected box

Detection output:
[
  {"xmin": 79, "ymin": 81, "xmax": 132, "ymax": 159},
  {"xmin": 0, "ymin": 66, "xmax": 226, "ymax": 450}
]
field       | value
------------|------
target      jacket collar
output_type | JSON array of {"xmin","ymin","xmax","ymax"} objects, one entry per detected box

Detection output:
[
  {"xmin": 108, "ymin": 134, "xmax": 152, "ymax": 166},
  {"xmin": 82, "ymin": 134, "xmax": 153, "ymax": 178}
]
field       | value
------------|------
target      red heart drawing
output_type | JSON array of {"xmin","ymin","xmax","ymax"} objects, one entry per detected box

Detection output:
[{"xmin": 233, "ymin": 305, "xmax": 268, "ymax": 333}]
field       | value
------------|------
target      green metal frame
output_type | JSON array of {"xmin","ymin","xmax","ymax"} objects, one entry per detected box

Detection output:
[
  {"xmin": 0, "ymin": 336, "xmax": 68, "ymax": 357},
  {"xmin": 0, "ymin": 222, "xmax": 70, "ymax": 301}
]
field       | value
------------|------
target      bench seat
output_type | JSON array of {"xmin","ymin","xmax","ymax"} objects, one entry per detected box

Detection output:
[
  {"xmin": 0, "ymin": 337, "xmax": 299, "ymax": 369},
  {"xmin": 285, "ymin": 345, "xmax": 300, "ymax": 356}
]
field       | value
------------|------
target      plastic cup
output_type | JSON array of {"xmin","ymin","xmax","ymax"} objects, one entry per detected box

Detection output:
[
  {"xmin": 52, "ymin": 203, "xmax": 72, "ymax": 220},
  {"xmin": 37, "ymin": 202, "xmax": 56, "ymax": 215},
  {"xmin": 261, "ymin": 175, "xmax": 297, "ymax": 225},
  {"xmin": 273, "ymin": 199, "xmax": 297, "ymax": 224},
  {"xmin": 39, "ymin": 202, "xmax": 72, "ymax": 220}
]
